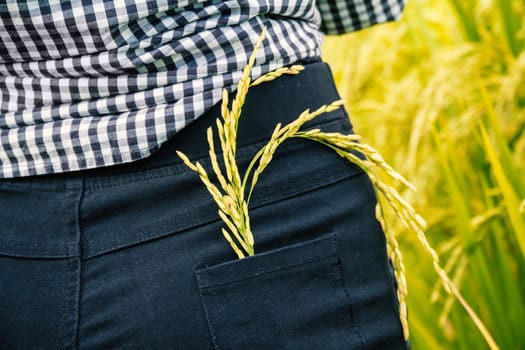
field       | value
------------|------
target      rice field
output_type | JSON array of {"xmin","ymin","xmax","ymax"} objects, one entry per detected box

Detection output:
[{"xmin": 322, "ymin": 0, "xmax": 525, "ymax": 349}]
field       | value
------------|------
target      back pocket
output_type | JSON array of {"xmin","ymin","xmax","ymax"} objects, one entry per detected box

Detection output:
[{"xmin": 194, "ymin": 232, "xmax": 365, "ymax": 350}]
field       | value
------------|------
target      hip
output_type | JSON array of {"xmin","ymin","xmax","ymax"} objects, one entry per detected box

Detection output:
[{"xmin": 0, "ymin": 61, "xmax": 407, "ymax": 349}]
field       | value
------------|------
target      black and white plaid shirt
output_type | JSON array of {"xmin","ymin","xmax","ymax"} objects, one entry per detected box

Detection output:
[{"xmin": 0, "ymin": 0, "xmax": 405, "ymax": 178}]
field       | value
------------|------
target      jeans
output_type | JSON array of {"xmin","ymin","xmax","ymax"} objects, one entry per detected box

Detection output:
[{"xmin": 0, "ymin": 62, "xmax": 407, "ymax": 349}]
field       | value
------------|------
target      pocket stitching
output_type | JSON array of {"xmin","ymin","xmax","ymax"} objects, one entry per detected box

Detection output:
[
  {"xmin": 197, "ymin": 252, "xmax": 339, "ymax": 290},
  {"xmin": 337, "ymin": 255, "xmax": 368, "ymax": 349},
  {"xmin": 194, "ymin": 232, "xmax": 339, "ymax": 289},
  {"xmin": 195, "ymin": 274, "xmax": 221, "ymax": 350},
  {"xmin": 193, "ymin": 231, "xmax": 364, "ymax": 349}
]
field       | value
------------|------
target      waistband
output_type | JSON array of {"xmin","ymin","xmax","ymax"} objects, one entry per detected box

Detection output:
[
  {"xmin": 0, "ymin": 60, "xmax": 347, "ymax": 191},
  {"xmin": 0, "ymin": 60, "xmax": 365, "ymax": 259}
]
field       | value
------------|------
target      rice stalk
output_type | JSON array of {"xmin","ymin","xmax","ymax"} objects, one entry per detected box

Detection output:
[
  {"xmin": 177, "ymin": 27, "xmax": 271, "ymax": 258},
  {"xmin": 295, "ymin": 127, "xmax": 498, "ymax": 348},
  {"xmin": 250, "ymin": 65, "xmax": 305, "ymax": 86},
  {"xmin": 179, "ymin": 27, "xmax": 502, "ymax": 349}
]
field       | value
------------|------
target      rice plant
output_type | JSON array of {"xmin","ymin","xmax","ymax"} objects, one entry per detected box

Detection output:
[{"xmin": 323, "ymin": 0, "xmax": 525, "ymax": 348}]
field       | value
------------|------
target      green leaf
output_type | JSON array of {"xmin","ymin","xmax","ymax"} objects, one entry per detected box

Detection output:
[{"xmin": 480, "ymin": 124, "xmax": 525, "ymax": 258}]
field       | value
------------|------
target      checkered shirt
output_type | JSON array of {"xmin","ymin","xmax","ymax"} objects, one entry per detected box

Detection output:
[{"xmin": 0, "ymin": 0, "xmax": 405, "ymax": 178}]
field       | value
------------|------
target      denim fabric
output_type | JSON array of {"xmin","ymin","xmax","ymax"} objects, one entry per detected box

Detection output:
[{"xmin": 0, "ymin": 62, "xmax": 407, "ymax": 349}]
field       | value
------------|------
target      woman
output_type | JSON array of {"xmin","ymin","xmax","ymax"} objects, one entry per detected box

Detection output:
[{"xmin": 0, "ymin": 1, "xmax": 407, "ymax": 348}]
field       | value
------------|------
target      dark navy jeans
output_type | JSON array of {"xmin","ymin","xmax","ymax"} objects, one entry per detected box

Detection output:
[{"xmin": 0, "ymin": 62, "xmax": 407, "ymax": 349}]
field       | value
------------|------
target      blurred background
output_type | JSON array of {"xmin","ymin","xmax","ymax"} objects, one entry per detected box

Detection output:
[{"xmin": 322, "ymin": 0, "xmax": 525, "ymax": 349}]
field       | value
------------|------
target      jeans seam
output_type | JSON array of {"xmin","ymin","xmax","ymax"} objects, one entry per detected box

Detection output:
[
  {"xmin": 73, "ymin": 180, "xmax": 85, "ymax": 350},
  {"xmin": 337, "ymin": 253, "xmax": 368, "ymax": 349},
  {"xmin": 80, "ymin": 164, "xmax": 359, "ymax": 260},
  {"xmin": 197, "ymin": 252, "xmax": 339, "ymax": 290},
  {"xmin": 59, "ymin": 185, "xmax": 83, "ymax": 350},
  {"xmin": 58, "ymin": 258, "xmax": 74, "ymax": 350},
  {"xmin": 194, "ymin": 270, "xmax": 220, "ymax": 350}
]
